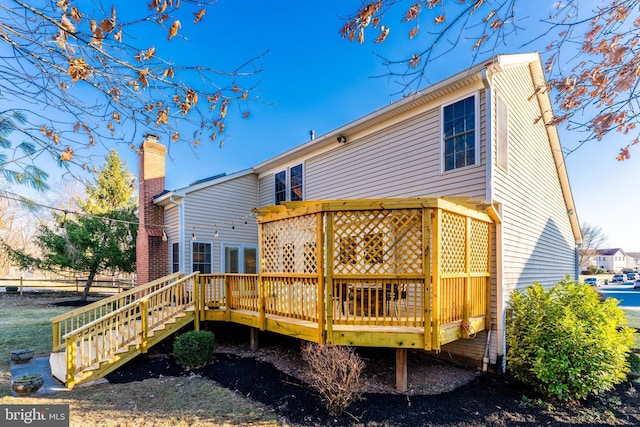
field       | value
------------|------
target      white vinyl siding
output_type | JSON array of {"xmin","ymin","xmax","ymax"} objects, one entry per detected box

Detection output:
[
  {"xmin": 183, "ymin": 174, "xmax": 259, "ymax": 274},
  {"xmin": 304, "ymin": 92, "xmax": 487, "ymax": 200},
  {"xmin": 492, "ymin": 65, "xmax": 575, "ymax": 293}
]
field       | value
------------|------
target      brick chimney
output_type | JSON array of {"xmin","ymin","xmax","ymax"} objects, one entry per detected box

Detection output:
[{"xmin": 136, "ymin": 134, "xmax": 168, "ymax": 285}]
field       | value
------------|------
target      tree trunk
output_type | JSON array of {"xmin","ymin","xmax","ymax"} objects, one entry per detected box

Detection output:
[{"xmin": 81, "ymin": 268, "xmax": 97, "ymax": 301}]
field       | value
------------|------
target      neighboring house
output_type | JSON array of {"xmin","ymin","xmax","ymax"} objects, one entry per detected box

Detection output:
[
  {"xmin": 588, "ymin": 248, "xmax": 627, "ymax": 273},
  {"xmin": 137, "ymin": 52, "xmax": 582, "ymax": 371},
  {"xmin": 627, "ymin": 252, "xmax": 640, "ymax": 271}
]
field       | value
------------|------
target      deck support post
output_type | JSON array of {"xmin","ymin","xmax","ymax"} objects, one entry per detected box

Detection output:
[
  {"xmin": 249, "ymin": 328, "xmax": 259, "ymax": 351},
  {"xmin": 396, "ymin": 348, "xmax": 407, "ymax": 392}
]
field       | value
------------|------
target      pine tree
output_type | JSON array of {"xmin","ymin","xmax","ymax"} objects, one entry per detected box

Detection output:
[{"xmin": 6, "ymin": 150, "xmax": 137, "ymax": 300}]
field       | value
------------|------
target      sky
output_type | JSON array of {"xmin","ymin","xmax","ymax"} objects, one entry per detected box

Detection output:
[{"xmin": 16, "ymin": 1, "xmax": 640, "ymax": 252}]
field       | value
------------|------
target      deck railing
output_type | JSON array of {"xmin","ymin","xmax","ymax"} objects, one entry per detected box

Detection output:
[
  {"xmin": 331, "ymin": 277, "xmax": 425, "ymax": 327},
  {"xmin": 50, "ymin": 273, "xmax": 183, "ymax": 351},
  {"xmin": 61, "ymin": 273, "xmax": 197, "ymax": 386}
]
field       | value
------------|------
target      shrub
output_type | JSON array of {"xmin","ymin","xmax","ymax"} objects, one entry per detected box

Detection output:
[
  {"xmin": 506, "ymin": 278, "xmax": 634, "ymax": 401},
  {"xmin": 301, "ymin": 343, "xmax": 366, "ymax": 415},
  {"xmin": 627, "ymin": 352, "xmax": 640, "ymax": 373},
  {"xmin": 173, "ymin": 330, "xmax": 215, "ymax": 368}
]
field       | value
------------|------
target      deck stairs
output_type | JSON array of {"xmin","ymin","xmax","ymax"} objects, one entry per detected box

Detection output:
[{"xmin": 49, "ymin": 272, "xmax": 199, "ymax": 388}]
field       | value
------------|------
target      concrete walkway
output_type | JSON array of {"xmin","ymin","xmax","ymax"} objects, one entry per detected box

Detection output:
[{"xmin": 9, "ymin": 356, "xmax": 69, "ymax": 397}]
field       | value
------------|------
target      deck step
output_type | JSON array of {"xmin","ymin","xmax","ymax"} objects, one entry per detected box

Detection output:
[{"xmin": 51, "ymin": 310, "xmax": 194, "ymax": 387}]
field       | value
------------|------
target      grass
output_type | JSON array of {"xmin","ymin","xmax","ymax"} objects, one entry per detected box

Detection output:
[
  {"xmin": 0, "ymin": 293, "xmax": 71, "ymax": 396},
  {"xmin": 0, "ymin": 292, "xmax": 285, "ymax": 426}
]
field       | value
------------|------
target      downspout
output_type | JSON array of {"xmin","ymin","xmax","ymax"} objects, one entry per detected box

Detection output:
[
  {"xmin": 481, "ymin": 67, "xmax": 505, "ymax": 373},
  {"xmin": 169, "ymin": 196, "xmax": 184, "ymax": 272}
]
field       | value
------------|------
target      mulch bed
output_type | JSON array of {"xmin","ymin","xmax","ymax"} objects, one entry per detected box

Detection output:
[{"xmin": 105, "ymin": 346, "xmax": 640, "ymax": 426}]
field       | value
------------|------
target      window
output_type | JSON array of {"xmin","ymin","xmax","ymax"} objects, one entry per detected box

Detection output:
[
  {"xmin": 222, "ymin": 244, "xmax": 258, "ymax": 274},
  {"xmin": 290, "ymin": 164, "xmax": 303, "ymax": 201},
  {"xmin": 275, "ymin": 171, "xmax": 287, "ymax": 205},
  {"xmin": 496, "ymin": 94, "xmax": 509, "ymax": 171},
  {"xmin": 443, "ymin": 95, "xmax": 476, "ymax": 171},
  {"xmin": 274, "ymin": 163, "xmax": 303, "ymax": 204},
  {"xmin": 171, "ymin": 242, "xmax": 180, "ymax": 273},
  {"xmin": 192, "ymin": 242, "xmax": 212, "ymax": 274}
]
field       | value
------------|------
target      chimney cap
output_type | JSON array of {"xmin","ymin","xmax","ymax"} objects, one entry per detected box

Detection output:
[{"xmin": 143, "ymin": 133, "xmax": 160, "ymax": 142}]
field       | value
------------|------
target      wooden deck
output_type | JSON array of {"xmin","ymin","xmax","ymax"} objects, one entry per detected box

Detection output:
[{"xmin": 50, "ymin": 198, "xmax": 494, "ymax": 391}]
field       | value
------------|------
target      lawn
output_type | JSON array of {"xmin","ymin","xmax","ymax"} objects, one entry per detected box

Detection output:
[{"xmin": 0, "ymin": 292, "xmax": 284, "ymax": 426}]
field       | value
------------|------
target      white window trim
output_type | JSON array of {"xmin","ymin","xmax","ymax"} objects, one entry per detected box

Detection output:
[
  {"xmin": 220, "ymin": 242, "xmax": 259, "ymax": 274},
  {"xmin": 191, "ymin": 240, "xmax": 213, "ymax": 274},
  {"xmin": 440, "ymin": 92, "xmax": 480, "ymax": 174},
  {"xmin": 274, "ymin": 163, "xmax": 304, "ymax": 203}
]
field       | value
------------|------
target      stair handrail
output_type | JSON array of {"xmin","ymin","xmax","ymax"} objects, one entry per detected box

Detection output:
[
  {"xmin": 61, "ymin": 272, "xmax": 198, "ymax": 387},
  {"xmin": 51, "ymin": 272, "xmax": 183, "ymax": 351}
]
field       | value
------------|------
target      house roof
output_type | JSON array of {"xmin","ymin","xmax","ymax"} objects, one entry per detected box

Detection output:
[
  {"xmin": 596, "ymin": 248, "xmax": 626, "ymax": 256},
  {"xmin": 154, "ymin": 168, "xmax": 254, "ymax": 206},
  {"xmin": 627, "ymin": 252, "xmax": 640, "ymax": 258}
]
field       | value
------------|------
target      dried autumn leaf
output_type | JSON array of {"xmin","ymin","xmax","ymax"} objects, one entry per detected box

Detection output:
[
  {"xmin": 112, "ymin": 111, "xmax": 121, "ymax": 123},
  {"xmin": 138, "ymin": 69, "xmax": 149, "ymax": 87},
  {"xmin": 409, "ymin": 27, "xmax": 418, "ymax": 39},
  {"xmin": 56, "ymin": 0, "xmax": 69, "ymax": 11},
  {"xmin": 434, "ymin": 15, "xmax": 445, "ymax": 24},
  {"xmin": 241, "ymin": 90, "xmax": 248, "ymax": 100},
  {"xmin": 194, "ymin": 8, "xmax": 206, "ymax": 24},
  {"xmin": 403, "ymin": 3, "xmax": 421, "ymax": 23},
  {"xmin": 68, "ymin": 57, "xmax": 92, "ymax": 82},
  {"xmin": 409, "ymin": 54, "xmax": 421, "ymax": 68},
  {"xmin": 60, "ymin": 15, "xmax": 75, "ymax": 33},
  {"xmin": 144, "ymin": 46, "xmax": 155, "ymax": 60},
  {"xmin": 70, "ymin": 7, "xmax": 82, "ymax": 23},
  {"xmin": 114, "ymin": 26, "xmax": 123, "ymax": 42},
  {"xmin": 100, "ymin": 18, "xmax": 115, "ymax": 34},
  {"xmin": 242, "ymin": 112, "xmax": 250, "ymax": 118},
  {"xmin": 60, "ymin": 147, "xmax": 73, "ymax": 162},
  {"xmin": 373, "ymin": 26, "xmax": 389, "ymax": 43},
  {"xmin": 73, "ymin": 122, "xmax": 80, "ymax": 132},
  {"xmin": 473, "ymin": 35, "xmax": 488, "ymax": 50},
  {"xmin": 168, "ymin": 20, "xmax": 181, "ymax": 41},
  {"xmin": 162, "ymin": 68, "xmax": 175, "ymax": 78},
  {"xmin": 171, "ymin": 132, "xmax": 179, "ymax": 142},
  {"xmin": 107, "ymin": 122, "xmax": 114, "ymax": 132}
]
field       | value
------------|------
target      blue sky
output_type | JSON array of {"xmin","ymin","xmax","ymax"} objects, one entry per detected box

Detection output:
[{"xmin": 32, "ymin": 1, "xmax": 640, "ymax": 252}]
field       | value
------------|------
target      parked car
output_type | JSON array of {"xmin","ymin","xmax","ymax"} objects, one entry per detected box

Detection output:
[
  {"xmin": 634, "ymin": 279, "xmax": 640, "ymax": 289},
  {"xmin": 626, "ymin": 273, "xmax": 638, "ymax": 281},
  {"xmin": 611, "ymin": 274, "xmax": 626, "ymax": 283},
  {"xmin": 584, "ymin": 278, "xmax": 600, "ymax": 286}
]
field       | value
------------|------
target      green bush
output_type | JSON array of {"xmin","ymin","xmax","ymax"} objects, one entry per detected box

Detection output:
[
  {"xmin": 627, "ymin": 352, "xmax": 640, "ymax": 373},
  {"xmin": 506, "ymin": 278, "xmax": 634, "ymax": 401},
  {"xmin": 173, "ymin": 330, "xmax": 215, "ymax": 368}
]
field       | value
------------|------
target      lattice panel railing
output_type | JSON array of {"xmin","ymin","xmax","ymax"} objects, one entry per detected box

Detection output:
[
  {"xmin": 261, "ymin": 214, "xmax": 317, "ymax": 274},
  {"xmin": 332, "ymin": 209, "xmax": 423, "ymax": 275},
  {"xmin": 439, "ymin": 211, "xmax": 466, "ymax": 275},
  {"xmin": 470, "ymin": 219, "xmax": 490, "ymax": 273}
]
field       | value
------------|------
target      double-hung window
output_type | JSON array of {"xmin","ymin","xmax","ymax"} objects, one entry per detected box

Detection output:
[
  {"xmin": 275, "ymin": 163, "xmax": 304, "ymax": 204},
  {"xmin": 443, "ymin": 95, "xmax": 477, "ymax": 171},
  {"xmin": 192, "ymin": 242, "xmax": 212, "ymax": 274}
]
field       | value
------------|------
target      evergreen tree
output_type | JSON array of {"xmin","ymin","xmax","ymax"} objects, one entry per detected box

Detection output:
[{"xmin": 5, "ymin": 150, "xmax": 137, "ymax": 300}]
